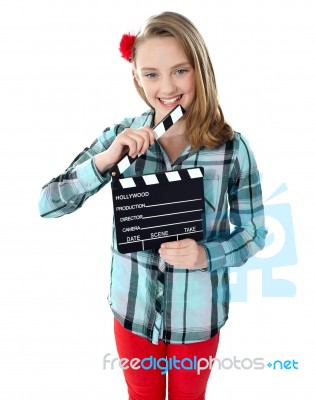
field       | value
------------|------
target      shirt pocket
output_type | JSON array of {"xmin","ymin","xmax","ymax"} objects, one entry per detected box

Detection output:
[{"xmin": 203, "ymin": 176, "xmax": 220, "ymax": 214}]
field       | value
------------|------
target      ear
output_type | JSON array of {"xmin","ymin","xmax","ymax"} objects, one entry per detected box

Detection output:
[{"xmin": 133, "ymin": 69, "xmax": 143, "ymax": 87}]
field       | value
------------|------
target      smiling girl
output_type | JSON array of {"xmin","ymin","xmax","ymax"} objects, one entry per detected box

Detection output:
[{"xmin": 39, "ymin": 11, "xmax": 266, "ymax": 400}]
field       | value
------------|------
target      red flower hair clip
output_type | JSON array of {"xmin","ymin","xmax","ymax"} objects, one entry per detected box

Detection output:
[{"xmin": 119, "ymin": 33, "xmax": 136, "ymax": 62}]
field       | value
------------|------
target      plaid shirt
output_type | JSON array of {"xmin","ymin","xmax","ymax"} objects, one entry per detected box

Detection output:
[{"xmin": 39, "ymin": 109, "xmax": 266, "ymax": 344}]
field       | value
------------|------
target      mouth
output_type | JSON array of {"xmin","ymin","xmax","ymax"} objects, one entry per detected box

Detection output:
[{"xmin": 158, "ymin": 95, "xmax": 183, "ymax": 107}]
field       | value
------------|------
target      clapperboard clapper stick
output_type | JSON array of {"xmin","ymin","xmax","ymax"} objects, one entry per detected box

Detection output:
[
  {"xmin": 110, "ymin": 105, "xmax": 205, "ymax": 253},
  {"xmin": 109, "ymin": 105, "xmax": 186, "ymax": 178}
]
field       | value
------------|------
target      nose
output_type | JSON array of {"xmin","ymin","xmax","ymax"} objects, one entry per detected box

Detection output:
[{"xmin": 160, "ymin": 76, "xmax": 177, "ymax": 95}]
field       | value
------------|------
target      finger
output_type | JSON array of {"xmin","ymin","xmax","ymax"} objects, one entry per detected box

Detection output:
[
  {"xmin": 159, "ymin": 247, "xmax": 186, "ymax": 257},
  {"xmin": 159, "ymin": 254, "xmax": 193, "ymax": 269},
  {"xmin": 121, "ymin": 131, "xmax": 145, "ymax": 158},
  {"xmin": 142, "ymin": 126, "xmax": 156, "ymax": 146},
  {"xmin": 117, "ymin": 136, "xmax": 139, "ymax": 158},
  {"xmin": 161, "ymin": 250, "xmax": 200, "ymax": 268},
  {"xmin": 136, "ymin": 129, "xmax": 151, "ymax": 155},
  {"xmin": 127, "ymin": 128, "xmax": 155, "ymax": 156},
  {"xmin": 160, "ymin": 238, "xmax": 193, "ymax": 250},
  {"xmin": 159, "ymin": 252, "xmax": 181, "ymax": 264},
  {"xmin": 160, "ymin": 254, "xmax": 187, "ymax": 264},
  {"xmin": 136, "ymin": 126, "xmax": 155, "ymax": 152}
]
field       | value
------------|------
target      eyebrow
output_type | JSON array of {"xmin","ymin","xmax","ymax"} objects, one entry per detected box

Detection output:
[{"xmin": 140, "ymin": 62, "xmax": 192, "ymax": 71}]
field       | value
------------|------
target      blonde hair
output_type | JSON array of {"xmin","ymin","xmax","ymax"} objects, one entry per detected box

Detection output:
[{"xmin": 131, "ymin": 11, "xmax": 234, "ymax": 149}]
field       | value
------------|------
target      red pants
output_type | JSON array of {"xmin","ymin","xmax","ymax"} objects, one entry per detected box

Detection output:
[{"xmin": 114, "ymin": 318, "xmax": 220, "ymax": 400}]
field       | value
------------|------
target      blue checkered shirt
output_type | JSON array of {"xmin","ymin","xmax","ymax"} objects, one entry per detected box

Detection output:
[{"xmin": 39, "ymin": 109, "xmax": 267, "ymax": 344}]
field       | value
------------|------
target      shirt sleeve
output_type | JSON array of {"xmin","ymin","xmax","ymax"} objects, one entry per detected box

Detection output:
[
  {"xmin": 38, "ymin": 125, "xmax": 121, "ymax": 218},
  {"xmin": 201, "ymin": 135, "xmax": 267, "ymax": 271}
]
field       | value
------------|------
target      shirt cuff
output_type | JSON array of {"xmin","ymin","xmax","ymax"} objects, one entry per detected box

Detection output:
[
  {"xmin": 199, "ymin": 242, "xmax": 226, "ymax": 272},
  {"xmin": 76, "ymin": 158, "xmax": 111, "ymax": 192}
]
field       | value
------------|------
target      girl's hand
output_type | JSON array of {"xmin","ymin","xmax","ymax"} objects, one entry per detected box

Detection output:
[
  {"xmin": 158, "ymin": 239, "xmax": 207, "ymax": 270},
  {"xmin": 94, "ymin": 126, "xmax": 155, "ymax": 174}
]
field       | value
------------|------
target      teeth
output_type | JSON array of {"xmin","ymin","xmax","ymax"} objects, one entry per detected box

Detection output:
[{"xmin": 160, "ymin": 96, "xmax": 181, "ymax": 105}]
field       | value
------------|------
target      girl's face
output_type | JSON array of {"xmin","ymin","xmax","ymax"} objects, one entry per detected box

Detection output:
[{"xmin": 134, "ymin": 37, "xmax": 196, "ymax": 123}]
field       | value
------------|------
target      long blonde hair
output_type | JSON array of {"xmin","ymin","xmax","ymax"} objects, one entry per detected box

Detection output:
[{"xmin": 131, "ymin": 11, "xmax": 234, "ymax": 149}]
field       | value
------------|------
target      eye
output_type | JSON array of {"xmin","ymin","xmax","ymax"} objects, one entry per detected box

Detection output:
[
  {"xmin": 145, "ymin": 72, "xmax": 158, "ymax": 79},
  {"xmin": 175, "ymin": 69, "xmax": 188, "ymax": 75}
]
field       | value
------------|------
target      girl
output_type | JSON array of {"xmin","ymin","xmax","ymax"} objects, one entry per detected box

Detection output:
[{"xmin": 39, "ymin": 11, "xmax": 267, "ymax": 400}]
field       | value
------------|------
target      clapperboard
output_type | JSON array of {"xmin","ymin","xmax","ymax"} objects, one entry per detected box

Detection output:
[{"xmin": 110, "ymin": 105, "xmax": 205, "ymax": 253}]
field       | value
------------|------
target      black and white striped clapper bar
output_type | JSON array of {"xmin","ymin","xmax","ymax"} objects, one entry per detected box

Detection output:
[{"xmin": 110, "ymin": 105, "xmax": 205, "ymax": 253}]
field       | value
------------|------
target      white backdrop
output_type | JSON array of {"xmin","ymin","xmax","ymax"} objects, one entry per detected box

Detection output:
[{"xmin": 0, "ymin": 0, "xmax": 314, "ymax": 398}]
